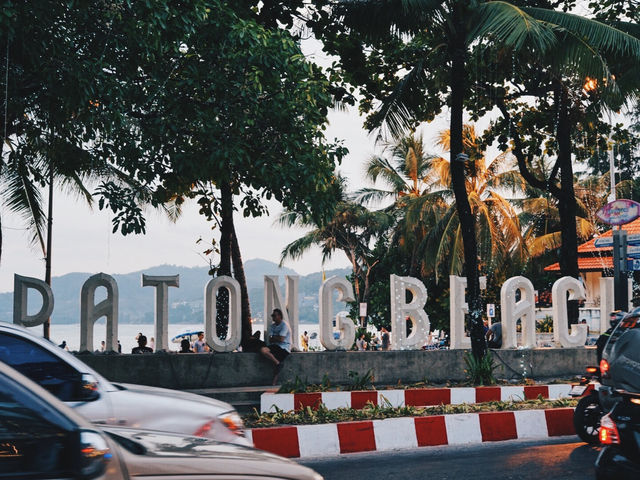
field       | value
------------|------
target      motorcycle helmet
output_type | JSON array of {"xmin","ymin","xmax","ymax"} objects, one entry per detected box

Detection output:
[{"xmin": 609, "ymin": 310, "xmax": 626, "ymax": 328}]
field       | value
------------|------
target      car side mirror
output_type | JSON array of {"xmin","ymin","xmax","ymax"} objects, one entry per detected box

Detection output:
[
  {"xmin": 75, "ymin": 373, "xmax": 100, "ymax": 402},
  {"xmin": 78, "ymin": 430, "xmax": 111, "ymax": 479}
]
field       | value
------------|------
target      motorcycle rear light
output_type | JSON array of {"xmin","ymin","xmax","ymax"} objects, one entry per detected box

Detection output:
[
  {"xmin": 586, "ymin": 366, "xmax": 598, "ymax": 374},
  {"xmin": 599, "ymin": 359, "xmax": 610, "ymax": 378},
  {"xmin": 631, "ymin": 398, "xmax": 640, "ymax": 405},
  {"xmin": 599, "ymin": 414, "xmax": 620, "ymax": 445}
]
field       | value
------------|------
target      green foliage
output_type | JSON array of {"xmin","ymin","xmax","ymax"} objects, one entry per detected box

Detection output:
[
  {"xmin": 345, "ymin": 369, "xmax": 375, "ymax": 391},
  {"xmin": 277, "ymin": 374, "xmax": 332, "ymax": 394},
  {"xmin": 537, "ymin": 316, "xmax": 554, "ymax": 333},
  {"xmin": 464, "ymin": 351, "xmax": 499, "ymax": 386},
  {"xmin": 244, "ymin": 397, "xmax": 579, "ymax": 428}
]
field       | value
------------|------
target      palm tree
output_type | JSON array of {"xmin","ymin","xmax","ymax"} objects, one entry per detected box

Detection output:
[
  {"xmin": 279, "ymin": 200, "xmax": 393, "ymax": 324},
  {"xmin": 520, "ymin": 172, "xmax": 609, "ymax": 258},
  {"xmin": 407, "ymin": 125, "xmax": 526, "ymax": 279},
  {"xmin": 355, "ymin": 133, "xmax": 435, "ymax": 276},
  {"xmin": 335, "ymin": 0, "xmax": 640, "ymax": 359}
]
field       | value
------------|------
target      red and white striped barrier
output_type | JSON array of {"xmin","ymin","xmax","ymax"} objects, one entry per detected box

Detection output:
[
  {"xmin": 260, "ymin": 384, "xmax": 572, "ymax": 413},
  {"xmin": 247, "ymin": 407, "xmax": 575, "ymax": 458}
]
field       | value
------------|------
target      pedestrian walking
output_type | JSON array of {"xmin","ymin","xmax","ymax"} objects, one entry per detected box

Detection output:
[{"xmin": 193, "ymin": 332, "xmax": 210, "ymax": 353}]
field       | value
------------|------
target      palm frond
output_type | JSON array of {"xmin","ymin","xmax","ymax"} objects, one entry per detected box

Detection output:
[
  {"xmin": 2, "ymin": 165, "xmax": 47, "ymax": 254},
  {"xmin": 471, "ymin": 1, "xmax": 557, "ymax": 52}
]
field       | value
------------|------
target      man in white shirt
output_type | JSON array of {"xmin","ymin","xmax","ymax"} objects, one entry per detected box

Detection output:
[{"xmin": 260, "ymin": 308, "xmax": 291, "ymax": 384}]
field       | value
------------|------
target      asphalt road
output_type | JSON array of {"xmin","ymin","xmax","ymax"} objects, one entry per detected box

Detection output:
[{"xmin": 299, "ymin": 436, "xmax": 599, "ymax": 480}]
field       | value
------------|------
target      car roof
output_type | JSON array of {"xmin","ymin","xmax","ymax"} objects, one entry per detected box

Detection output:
[
  {"xmin": 0, "ymin": 322, "xmax": 115, "ymax": 390},
  {"xmin": 0, "ymin": 360, "xmax": 92, "ymax": 429}
]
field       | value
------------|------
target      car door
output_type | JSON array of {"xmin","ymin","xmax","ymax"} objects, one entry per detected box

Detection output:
[
  {"xmin": 0, "ymin": 331, "xmax": 112, "ymax": 424},
  {"xmin": 0, "ymin": 370, "xmax": 78, "ymax": 479}
]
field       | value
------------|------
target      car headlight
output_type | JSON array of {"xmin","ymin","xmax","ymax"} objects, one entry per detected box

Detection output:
[{"xmin": 220, "ymin": 412, "xmax": 244, "ymax": 436}]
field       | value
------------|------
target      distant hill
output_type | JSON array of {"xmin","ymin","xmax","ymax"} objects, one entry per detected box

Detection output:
[{"xmin": 0, "ymin": 260, "xmax": 351, "ymax": 325}]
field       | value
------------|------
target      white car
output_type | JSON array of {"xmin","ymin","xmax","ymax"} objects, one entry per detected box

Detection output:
[
  {"xmin": 0, "ymin": 361, "xmax": 322, "ymax": 480},
  {"xmin": 0, "ymin": 322, "xmax": 249, "ymax": 446}
]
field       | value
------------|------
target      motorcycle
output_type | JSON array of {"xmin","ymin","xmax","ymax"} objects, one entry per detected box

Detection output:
[
  {"xmin": 573, "ymin": 310, "xmax": 632, "ymax": 444},
  {"xmin": 570, "ymin": 366, "xmax": 603, "ymax": 444},
  {"xmin": 594, "ymin": 390, "xmax": 640, "ymax": 480}
]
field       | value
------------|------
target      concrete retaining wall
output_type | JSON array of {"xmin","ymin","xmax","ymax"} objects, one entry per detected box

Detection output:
[{"xmin": 77, "ymin": 347, "xmax": 597, "ymax": 390}]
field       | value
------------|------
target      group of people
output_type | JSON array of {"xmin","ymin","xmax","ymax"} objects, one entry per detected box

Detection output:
[
  {"xmin": 178, "ymin": 332, "xmax": 211, "ymax": 353},
  {"xmin": 355, "ymin": 328, "xmax": 391, "ymax": 351}
]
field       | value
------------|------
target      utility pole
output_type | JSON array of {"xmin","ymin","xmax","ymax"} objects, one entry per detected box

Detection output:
[
  {"xmin": 43, "ymin": 165, "xmax": 53, "ymax": 340},
  {"xmin": 612, "ymin": 230, "xmax": 629, "ymax": 311}
]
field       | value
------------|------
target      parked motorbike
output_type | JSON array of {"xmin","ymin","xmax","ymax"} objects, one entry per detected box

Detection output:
[
  {"xmin": 594, "ymin": 390, "xmax": 640, "ymax": 480},
  {"xmin": 570, "ymin": 366, "xmax": 603, "ymax": 444}
]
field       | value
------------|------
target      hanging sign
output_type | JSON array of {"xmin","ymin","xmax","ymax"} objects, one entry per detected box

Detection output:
[{"xmin": 596, "ymin": 199, "xmax": 640, "ymax": 226}]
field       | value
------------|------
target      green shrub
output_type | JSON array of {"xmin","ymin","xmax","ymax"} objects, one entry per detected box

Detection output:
[
  {"xmin": 345, "ymin": 369, "xmax": 374, "ymax": 391},
  {"xmin": 464, "ymin": 351, "xmax": 499, "ymax": 386}
]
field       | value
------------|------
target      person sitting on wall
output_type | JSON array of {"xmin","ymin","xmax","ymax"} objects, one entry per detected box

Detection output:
[
  {"xmin": 179, "ymin": 339, "xmax": 192, "ymax": 353},
  {"xmin": 132, "ymin": 335, "xmax": 153, "ymax": 354},
  {"xmin": 260, "ymin": 308, "xmax": 291, "ymax": 385},
  {"xmin": 486, "ymin": 321, "xmax": 502, "ymax": 349}
]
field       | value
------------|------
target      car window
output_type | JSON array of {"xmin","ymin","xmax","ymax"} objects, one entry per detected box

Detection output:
[
  {"xmin": 0, "ymin": 333, "xmax": 81, "ymax": 401},
  {"xmin": 0, "ymin": 372, "xmax": 75, "ymax": 478},
  {"xmin": 605, "ymin": 314, "xmax": 640, "ymax": 355}
]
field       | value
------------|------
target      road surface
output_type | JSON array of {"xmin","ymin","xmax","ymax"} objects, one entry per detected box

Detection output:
[{"xmin": 299, "ymin": 436, "xmax": 598, "ymax": 480}]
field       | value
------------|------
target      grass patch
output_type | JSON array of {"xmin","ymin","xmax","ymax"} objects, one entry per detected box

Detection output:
[{"xmin": 245, "ymin": 396, "xmax": 577, "ymax": 429}]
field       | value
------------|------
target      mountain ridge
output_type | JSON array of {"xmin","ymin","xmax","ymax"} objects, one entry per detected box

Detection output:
[{"xmin": 0, "ymin": 259, "xmax": 351, "ymax": 325}]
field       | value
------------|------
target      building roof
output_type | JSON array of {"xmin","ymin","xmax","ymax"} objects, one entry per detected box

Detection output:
[
  {"xmin": 544, "ymin": 256, "xmax": 613, "ymax": 272},
  {"xmin": 578, "ymin": 217, "xmax": 640, "ymax": 254}
]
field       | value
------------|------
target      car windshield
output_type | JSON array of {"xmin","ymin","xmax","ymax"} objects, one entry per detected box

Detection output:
[
  {"xmin": 607, "ymin": 313, "xmax": 640, "ymax": 353},
  {"xmin": 0, "ymin": 333, "xmax": 81, "ymax": 401}
]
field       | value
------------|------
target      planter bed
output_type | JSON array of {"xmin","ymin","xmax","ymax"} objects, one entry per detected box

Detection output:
[
  {"xmin": 246, "ymin": 404, "xmax": 577, "ymax": 458},
  {"xmin": 260, "ymin": 383, "xmax": 573, "ymax": 413}
]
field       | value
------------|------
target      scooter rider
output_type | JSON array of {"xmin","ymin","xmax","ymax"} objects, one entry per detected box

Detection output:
[{"xmin": 596, "ymin": 310, "xmax": 626, "ymax": 364}]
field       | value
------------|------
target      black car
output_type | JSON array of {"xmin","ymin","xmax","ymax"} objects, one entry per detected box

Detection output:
[{"xmin": 595, "ymin": 390, "xmax": 640, "ymax": 480}]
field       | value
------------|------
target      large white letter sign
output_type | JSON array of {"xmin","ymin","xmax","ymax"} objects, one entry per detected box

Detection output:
[
  {"xmin": 551, "ymin": 276, "xmax": 588, "ymax": 348},
  {"xmin": 142, "ymin": 274, "xmax": 179, "ymax": 352},
  {"xmin": 390, "ymin": 275, "xmax": 430, "ymax": 350},
  {"xmin": 80, "ymin": 273, "xmax": 118, "ymax": 352},
  {"xmin": 599, "ymin": 277, "xmax": 614, "ymax": 334},
  {"xmin": 204, "ymin": 276, "xmax": 241, "ymax": 352},
  {"xmin": 449, "ymin": 275, "xmax": 470, "ymax": 349},
  {"xmin": 319, "ymin": 276, "xmax": 356, "ymax": 350},
  {"xmin": 13, "ymin": 274, "xmax": 54, "ymax": 327},
  {"xmin": 263, "ymin": 275, "xmax": 300, "ymax": 351},
  {"xmin": 500, "ymin": 276, "xmax": 536, "ymax": 349}
]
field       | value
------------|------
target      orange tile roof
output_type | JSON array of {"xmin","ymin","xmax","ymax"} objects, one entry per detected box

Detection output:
[
  {"xmin": 578, "ymin": 217, "xmax": 640, "ymax": 253},
  {"xmin": 544, "ymin": 256, "xmax": 614, "ymax": 272}
]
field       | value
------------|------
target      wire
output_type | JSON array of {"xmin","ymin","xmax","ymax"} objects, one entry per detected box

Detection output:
[{"xmin": 3, "ymin": 37, "xmax": 8, "ymax": 144}]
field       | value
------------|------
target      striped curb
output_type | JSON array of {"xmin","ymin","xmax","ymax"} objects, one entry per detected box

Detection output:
[
  {"xmin": 260, "ymin": 384, "xmax": 573, "ymax": 413},
  {"xmin": 246, "ymin": 407, "xmax": 575, "ymax": 458}
]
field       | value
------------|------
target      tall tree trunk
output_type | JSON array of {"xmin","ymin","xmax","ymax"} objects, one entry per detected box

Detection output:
[
  {"xmin": 449, "ymin": 17, "xmax": 485, "ymax": 360},
  {"xmin": 216, "ymin": 183, "xmax": 233, "ymax": 338},
  {"xmin": 43, "ymin": 166, "xmax": 53, "ymax": 340},
  {"xmin": 554, "ymin": 88, "xmax": 580, "ymax": 324},
  {"xmin": 230, "ymin": 222, "xmax": 252, "ymax": 346}
]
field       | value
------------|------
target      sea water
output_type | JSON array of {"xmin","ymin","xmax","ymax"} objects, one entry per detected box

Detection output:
[{"xmin": 25, "ymin": 322, "xmax": 323, "ymax": 353}]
